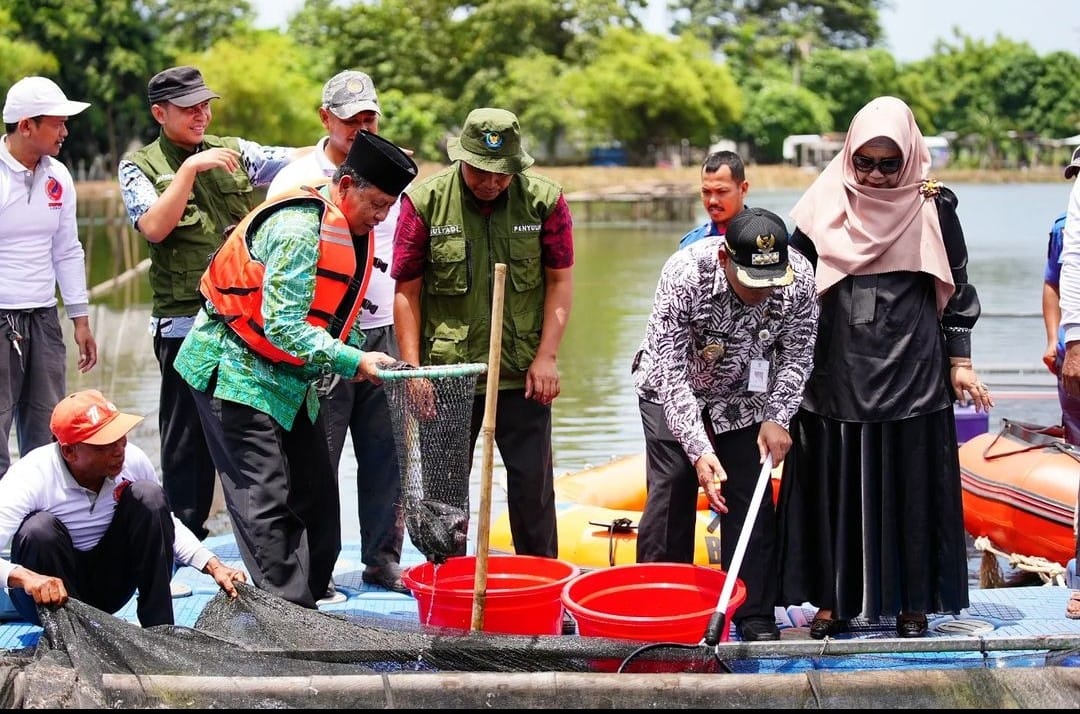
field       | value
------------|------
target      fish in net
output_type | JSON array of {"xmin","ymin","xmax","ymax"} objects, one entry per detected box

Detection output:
[{"xmin": 379, "ymin": 361, "xmax": 487, "ymax": 563}]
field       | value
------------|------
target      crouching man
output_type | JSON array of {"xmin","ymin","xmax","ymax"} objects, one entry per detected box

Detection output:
[{"xmin": 0, "ymin": 389, "xmax": 245, "ymax": 626}]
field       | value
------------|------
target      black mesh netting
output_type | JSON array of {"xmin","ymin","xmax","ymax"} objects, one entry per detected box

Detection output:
[
  {"xmin": 1, "ymin": 583, "xmax": 725, "ymax": 708},
  {"xmin": 380, "ymin": 361, "xmax": 487, "ymax": 564}
]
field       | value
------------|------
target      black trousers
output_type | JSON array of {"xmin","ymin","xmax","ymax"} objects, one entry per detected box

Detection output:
[
  {"xmin": 190, "ymin": 385, "xmax": 339, "ymax": 608},
  {"xmin": 467, "ymin": 388, "xmax": 558, "ymax": 558},
  {"xmin": 636, "ymin": 398, "xmax": 778, "ymax": 623},
  {"xmin": 10, "ymin": 480, "xmax": 177, "ymax": 627},
  {"xmin": 154, "ymin": 333, "xmax": 216, "ymax": 540}
]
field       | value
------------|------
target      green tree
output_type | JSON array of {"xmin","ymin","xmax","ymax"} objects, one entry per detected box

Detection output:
[
  {"xmin": 740, "ymin": 81, "xmax": 832, "ymax": 163},
  {"xmin": 563, "ymin": 28, "xmax": 741, "ymax": 164},
  {"xmin": 157, "ymin": 0, "xmax": 256, "ymax": 53},
  {"xmin": 1015, "ymin": 51, "xmax": 1080, "ymax": 138},
  {"xmin": 174, "ymin": 33, "xmax": 324, "ymax": 147},
  {"xmin": 668, "ymin": 0, "xmax": 886, "ymax": 84},
  {"xmin": 801, "ymin": 47, "xmax": 898, "ymax": 130}
]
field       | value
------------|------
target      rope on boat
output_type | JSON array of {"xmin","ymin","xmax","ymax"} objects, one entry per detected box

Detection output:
[{"xmin": 972, "ymin": 535, "xmax": 1068, "ymax": 587}]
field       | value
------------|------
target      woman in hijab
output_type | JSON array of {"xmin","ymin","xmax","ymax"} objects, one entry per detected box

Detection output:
[{"xmin": 775, "ymin": 96, "xmax": 993, "ymax": 639}]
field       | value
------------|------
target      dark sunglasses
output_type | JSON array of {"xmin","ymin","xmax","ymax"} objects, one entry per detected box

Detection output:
[{"xmin": 852, "ymin": 154, "xmax": 903, "ymax": 175}]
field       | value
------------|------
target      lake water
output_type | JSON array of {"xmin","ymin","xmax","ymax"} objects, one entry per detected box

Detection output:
[{"xmin": 33, "ymin": 181, "xmax": 1075, "ymax": 585}]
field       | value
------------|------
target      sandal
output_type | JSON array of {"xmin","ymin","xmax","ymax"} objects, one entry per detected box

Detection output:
[
  {"xmin": 896, "ymin": 612, "xmax": 928, "ymax": 638},
  {"xmin": 1067, "ymin": 591, "xmax": 1080, "ymax": 620}
]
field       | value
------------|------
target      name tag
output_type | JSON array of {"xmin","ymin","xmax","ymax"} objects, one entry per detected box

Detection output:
[{"xmin": 748, "ymin": 359, "xmax": 769, "ymax": 392}]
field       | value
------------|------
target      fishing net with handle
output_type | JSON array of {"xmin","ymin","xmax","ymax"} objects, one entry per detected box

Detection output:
[{"xmin": 377, "ymin": 361, "xmax": 488, "ymax": 564}]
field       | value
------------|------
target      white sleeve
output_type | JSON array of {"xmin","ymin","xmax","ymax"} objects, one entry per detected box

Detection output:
[{"xmin": 1059, "ymin": 179, "xmax": 1080, "ymax": 344}]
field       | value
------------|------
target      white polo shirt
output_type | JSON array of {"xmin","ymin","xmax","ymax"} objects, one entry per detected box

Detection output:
[
  {"xmin": 0, "ymin": 441, "xmax": 214, "ymax": 586},
  {"xmin": 0, "ymin": 136, "xmax": 89, "ymax": 316},
  {"xmin": 267, "ymin": 137, "xmax": 401, "ymax": 330}
]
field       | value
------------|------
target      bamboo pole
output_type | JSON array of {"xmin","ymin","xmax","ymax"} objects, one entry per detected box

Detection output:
[{"xmin": 471, "ymin": 263, "xmax": 507, "ymax": 632}]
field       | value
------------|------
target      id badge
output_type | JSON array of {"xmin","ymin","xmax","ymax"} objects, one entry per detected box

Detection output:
[{"xmin": 748, "ymin": 359, "xmax": 769, "ymax": 392}]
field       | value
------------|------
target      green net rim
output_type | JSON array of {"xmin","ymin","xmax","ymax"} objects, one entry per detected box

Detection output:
[{"xmin": 375, "ymin": 363, "xmax": 488, "ymax": 381}]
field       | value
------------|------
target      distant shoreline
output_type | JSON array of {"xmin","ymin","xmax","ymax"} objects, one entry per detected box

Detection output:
[{"xmin": 75, "ymin": 164, "xmax": 1066, "ymax": 201}]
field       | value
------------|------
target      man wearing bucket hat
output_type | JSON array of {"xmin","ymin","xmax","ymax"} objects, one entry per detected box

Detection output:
[
  {"xmin": 118, "ymin": 66, "xmax": 306, "ymax": 544},
  {"xmin": 631, "ymin": 207, "xmax": 819, "ymax": 642},
  {"xmin": 392, "ymin": 107, "xmax": 574, "ymax": 560},
  {"xmin": 0, "ymin": 389, "xmax": 246, "ymax": 627},
  {"xmin": 267, "ymin": 69, "xmax": 409, "ymax": 597},
  {"xmin": 175, "ymin": 130, "xmax": 416, "ymax": 609},
  {"xmin": 0, "ymin": 77, "xmax": 99, "ymax": 479}
]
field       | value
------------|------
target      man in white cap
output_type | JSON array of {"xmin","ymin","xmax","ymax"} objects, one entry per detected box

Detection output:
[
  {"xmin": 117, "ymin": 66, "xmax": 305, "ymax": 543},
  {"xmin": 0, "ymin": 389, "xmax": 246, "ymax": 627},
  {"xmin": 267, "ymin": 70, "xmax": 409, "ymax": 596},
  {"xmin": 0, "ymin": 77, "xmax": 99, "ymax": 480}
]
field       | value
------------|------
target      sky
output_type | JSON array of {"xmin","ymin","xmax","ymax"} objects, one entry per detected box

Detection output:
[{"xmin": 252, "ymin": 0, "xmax": 1079, "ymax": 62}]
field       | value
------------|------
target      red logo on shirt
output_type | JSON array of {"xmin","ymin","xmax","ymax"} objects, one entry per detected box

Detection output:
[
  {"xmin": 45, "ymin": 176, "xmax": 63, "ymax": 207},
  {"xmin": 113, "ymin": 478, "xmax": 132, "ymax": 502}
]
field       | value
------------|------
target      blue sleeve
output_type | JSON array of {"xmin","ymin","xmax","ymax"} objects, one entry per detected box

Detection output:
[
  {"xmin": 1046, "ymin": 214, "xmax": 1066, "ymax": 285},
  {"xmin": 678, "ymin": 222, "xmax": 710, "ymax": 250}
]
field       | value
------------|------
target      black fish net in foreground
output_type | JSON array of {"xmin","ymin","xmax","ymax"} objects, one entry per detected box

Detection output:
[{"xmin": 13, "ymin": 585, "xmax": 724, "ymax": 708}]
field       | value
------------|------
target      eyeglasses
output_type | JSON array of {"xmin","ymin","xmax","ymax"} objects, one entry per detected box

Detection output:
[{"xmin": 852, "ymin": 154, "xmax": 903, "ymax": 175}]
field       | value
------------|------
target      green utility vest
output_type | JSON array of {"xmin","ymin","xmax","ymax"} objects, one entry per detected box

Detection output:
[
  {"xmin": 407, "ymin": 165, "xmax": 562, "ymax": 390},
  {"xmin": 126, "ymin": 135, "xmax": 257, "ymax": 317}
]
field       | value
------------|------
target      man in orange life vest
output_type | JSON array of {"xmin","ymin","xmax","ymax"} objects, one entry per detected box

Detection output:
[{"xmin": 173, "ymin": 130, "xmax": 417, "ymax": 608}]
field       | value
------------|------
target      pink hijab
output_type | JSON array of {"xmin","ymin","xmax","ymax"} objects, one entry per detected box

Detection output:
[{"xmin": 789, "ymin": 96, "xmax": 954, "ymax": 315}]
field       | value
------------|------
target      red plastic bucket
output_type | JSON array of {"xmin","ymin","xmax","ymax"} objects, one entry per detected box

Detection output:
[
  {"xmin": 561, "ymin": 563, "xmax": 746, "ymax": 643},
  {"xmin": 403, "ymin": 554, "xmax": 580, "ymax": 635}
]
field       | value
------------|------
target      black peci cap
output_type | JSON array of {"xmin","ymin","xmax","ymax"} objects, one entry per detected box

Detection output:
[{"xmin": 343, "ymin": 130, "xmax": 418, "ymax": 196}]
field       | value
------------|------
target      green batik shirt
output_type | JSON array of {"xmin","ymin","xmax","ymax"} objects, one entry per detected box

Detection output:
[{"xmin": 174, "ymin": 201, "xmax": 365, "ymax": 430}]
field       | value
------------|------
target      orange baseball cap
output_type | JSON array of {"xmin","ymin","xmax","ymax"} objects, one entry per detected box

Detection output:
[{"xmin": 49, "ymin": 390, "xmax": 143, "ymax": 446}]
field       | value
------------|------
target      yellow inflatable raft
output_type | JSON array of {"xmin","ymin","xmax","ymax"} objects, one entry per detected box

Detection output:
[{"xmin": 489, "ymin": 453, "xmax": 783, "ymax": 569}]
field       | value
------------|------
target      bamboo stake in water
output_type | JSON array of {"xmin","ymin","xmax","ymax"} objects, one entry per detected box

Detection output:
[{"xmin": 471, "ymin": 263, "xmax": 507, "ymax": 632}]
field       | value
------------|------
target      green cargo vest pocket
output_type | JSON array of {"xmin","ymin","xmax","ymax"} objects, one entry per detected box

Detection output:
[
  {"xmin": 507, "ymin": 239, "xmax": 542, "ymax": 292},
  {"xmin": 170, "ymin": 244, "xmax": 214, "ymax": 304},
  {"xmin": 427, "ymin": 236, "xmax": 469, "ymax": 295},
  {"xmin": 215, "ymin": 171, "xmax": 255, "ymax": 225},
  {"xmin": 427, "ymin": 321, "xmax": 470, "ymax": 365},
  {"xmin": 504, "ymin": 308, "xmax": 542, "ymax": 373}
]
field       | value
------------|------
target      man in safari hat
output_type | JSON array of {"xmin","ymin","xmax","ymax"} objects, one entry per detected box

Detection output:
[
  {"xmin": 0, "ymin": 389, "xmax": 246, "ymax": 627},
  {"xmin": 631, "ymin": 207, "xmax": 819, "ymax": 641},
  {"xmin": 392, "ymin": 107, "xmax": 575, "ymax": 560},
  {"xmin": 1, "ymin": 77, "xmax": 98, "ymax": 479}
]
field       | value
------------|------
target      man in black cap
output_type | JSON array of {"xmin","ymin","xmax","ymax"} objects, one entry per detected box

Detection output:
[
  {"xmin": 631, "ymin": 207, "xmax": 819, "ymax": 641},
  {"xmin": 118, "ymin": 66, "xmax": 306, "ymax": 547},
  {"xmin": 173, "ymin": 130, "xmax": 417, "ymax": 609}
]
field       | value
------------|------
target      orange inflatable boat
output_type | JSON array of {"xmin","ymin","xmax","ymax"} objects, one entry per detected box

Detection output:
[
  {"xmin": 958, "ymin": 420, "xmax": 1079, "ymax": 566},
  {"xmin": 489, "ymin": 453, "xmax": 783, "ymax": 569}
]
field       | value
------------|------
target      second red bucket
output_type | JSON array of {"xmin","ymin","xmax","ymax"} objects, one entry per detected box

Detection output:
[
  {"xmin": 561, "ymin": 562, "xmax": 746, "ymax": 643},
  {"xmin": 403, "ymin": 554, "xmax": 580, "ymax": 635}
]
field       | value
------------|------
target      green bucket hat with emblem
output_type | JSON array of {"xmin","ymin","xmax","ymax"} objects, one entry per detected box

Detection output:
[{"xmin": 447, "ymin": 107, "xmax": 535, "ymax": 175}]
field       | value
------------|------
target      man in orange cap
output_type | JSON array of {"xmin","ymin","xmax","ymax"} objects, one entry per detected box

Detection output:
[{"xmin": 0, "ymin": 389, "xmax": 245, "ymax": 627}]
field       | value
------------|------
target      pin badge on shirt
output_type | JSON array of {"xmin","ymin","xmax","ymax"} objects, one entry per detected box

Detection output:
[
  {"xmin": 701, "ymin": 343, "xmax": 725, "ymax": 361},
  {"xmin": 758, "ymin": 329, "xmax": 771, "ymax": 341}
]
